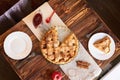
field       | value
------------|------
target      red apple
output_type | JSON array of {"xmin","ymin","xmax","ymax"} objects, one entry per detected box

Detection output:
[{"xmin": 52, "ymin": 71, "xmax": 62, "ymax": 80}]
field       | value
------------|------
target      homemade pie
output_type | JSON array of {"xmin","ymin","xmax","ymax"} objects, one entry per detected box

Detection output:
[
  {"xmin": 93, "ymin": 36, "xmax": 111, "ymax": 53},
  {"xmin": 40, "ymin": 27, "xmax": 78, "ymax": 64}
]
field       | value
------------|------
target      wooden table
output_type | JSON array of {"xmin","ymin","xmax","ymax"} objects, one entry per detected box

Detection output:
[{"xmin": 0, "ymin": 0, "xmax": 120, "ymax": 80}]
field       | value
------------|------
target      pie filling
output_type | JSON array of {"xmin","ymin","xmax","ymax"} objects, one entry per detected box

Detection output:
[
  {"xmin": 93, "ymin": 36, "xmax": 111, "ymax": 53},
  {"xmin": 40, "ymin": 27, "xmax": 78, "ymax": 64}
]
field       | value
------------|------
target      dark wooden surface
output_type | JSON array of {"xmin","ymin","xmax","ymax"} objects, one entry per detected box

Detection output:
[
  {"xmin": 0, "ymin": 0, "xmax": 120, "ymax": 80},
  {"xmin": 86, "ymin": 0, "xmax": 120, "ymax": 38},
  {"xmin": 0, "ymin": 53, "xmax": 20, "ymax": 80},
  {"xmin": 49, "ymin": 0, "xmax": 120, "ymax": 69},
  {"xmin": 0, "ymin": 21, "xmax": 69, "ymax": 80}
]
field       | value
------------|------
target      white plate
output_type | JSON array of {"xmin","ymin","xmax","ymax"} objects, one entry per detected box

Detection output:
[
  {"xmin": 4, "ymin": 31, "xmax": 32, "ymax": 60},
  {"xmin": 88, "ymin": 33, "xmax": 115, "ymax": 60}
]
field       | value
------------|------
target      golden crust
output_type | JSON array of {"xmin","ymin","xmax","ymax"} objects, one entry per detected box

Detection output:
[
  {"xmin": 93, "ymin": 36, "xmax": 111, "ymax": 53},
  {"xmin": 40, "ymin": 27, "xmax": 78, "ymax": 64}
]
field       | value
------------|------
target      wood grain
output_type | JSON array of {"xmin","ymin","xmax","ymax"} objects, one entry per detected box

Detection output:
[
  {"xmin": 49, "ymin": 0, "xmax": 120, "ymax": 69},
  {"xmin": 86, "ymin": 0, "xmax": 120, "ymax": 38},
  {"xmin": 0, "ymin": 0, "xmax": 120, "ymax": 80},
  {"xmin": 0, "ymin": 21, "xmax": 69, "ymax": 80}
]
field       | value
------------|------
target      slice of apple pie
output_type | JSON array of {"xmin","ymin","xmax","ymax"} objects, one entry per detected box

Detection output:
[
  {"xmin": 93, "ymin": 36, "xmax": 111, "ymax": 53},
  {"xmin": 40, "ymin": 27, "xmax": 78, "ymax": 64}
]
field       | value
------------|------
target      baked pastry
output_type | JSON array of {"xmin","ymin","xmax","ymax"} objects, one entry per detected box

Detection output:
[
  {"xmin": 93, "ymin": 36, "xmax": 111, "ymax": 53},
  {"xmin": 40, "ymin": 27, "xmax": 78, "ymax": 64}
]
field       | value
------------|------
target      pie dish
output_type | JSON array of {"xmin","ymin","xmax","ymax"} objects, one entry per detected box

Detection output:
[
  {"xmin": 40, "ymin": 27, "xmax": 78, "ymax": 64},
  {"xmin": 4, "ymin": 31, "xmax": 32, "ymax": 60},
  {"xmin": 88, "ymin": 33, "xmax": 115, "ymax": 60}
]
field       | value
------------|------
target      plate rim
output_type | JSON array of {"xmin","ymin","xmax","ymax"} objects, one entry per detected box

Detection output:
[
  {"xmin": 88, "ymin": 32, "xmax": 115, "ymax": 60},
  {"xmin": 3, "ymin": 31, "xmax": 32, "ymax": 60}
]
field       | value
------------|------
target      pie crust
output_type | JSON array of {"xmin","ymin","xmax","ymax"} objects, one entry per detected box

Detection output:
[
  {"xmin": 40, "ymin": 27, "xmax": 78, "ymax": 64},
  {"xmin": 93, "ymin": 36, "xmax": 111, "ymax": 53}
]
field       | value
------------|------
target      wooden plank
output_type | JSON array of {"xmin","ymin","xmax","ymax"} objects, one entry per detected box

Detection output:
[
  {"xmin": 0, "ymin": 0, "xmax": 120, "ymax": 80},
  {"xmin": 0, "ymin": 21, "xmax": 68, "ymax": 80},
  {"xmin": 86, "ymin": 0, "xmax": 120, "ymax": 38}
]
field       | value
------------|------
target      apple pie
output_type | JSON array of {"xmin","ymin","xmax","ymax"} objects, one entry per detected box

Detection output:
[
  {"xmin": 40, "ymin": 27, "xmax": 78, "ymax": 64},
  {"xmin": 93, "ymin": 36, "xmax": 111, "ymax": 53}
]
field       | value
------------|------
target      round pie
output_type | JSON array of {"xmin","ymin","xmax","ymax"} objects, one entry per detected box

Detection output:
[{"xmin": 40, "ymin": 27, "xmax": 78, "ymax": 64}]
